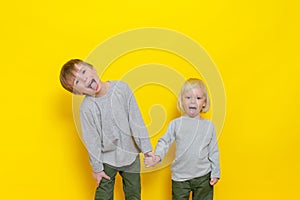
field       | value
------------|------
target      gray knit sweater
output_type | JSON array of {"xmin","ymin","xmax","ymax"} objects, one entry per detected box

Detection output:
[
  {"xmin": 80, "ymin": 81, "xmax": 152, "ymax": 172},
  {"xmin": 154, "ymin": 116, "xmax": 220, "ymax": 181}
]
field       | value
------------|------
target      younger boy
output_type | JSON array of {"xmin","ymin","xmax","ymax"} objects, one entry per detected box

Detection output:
[
  {"xmin": 145, "ymin": 78, "xmax": 220, "ymax": 200},
  {"xmin": 60, "ymin": 59, "xmax": 153, "ymax": 200}
]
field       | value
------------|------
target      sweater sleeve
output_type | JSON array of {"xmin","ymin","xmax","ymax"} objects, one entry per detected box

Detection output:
[
  {"xmin": 80, "ymin": 108, "xmax": 104, "ymax": 172},
  {"xmin": 126, "ymin": 84, "xmax": 152, "ymax": 154},
  {"xmin": 208, "ymin": 123, "xmax": 220, "ymax": 178},
  {"xmin": 154, "ymin": 121, "xmax": 176, "ymax": 160}
]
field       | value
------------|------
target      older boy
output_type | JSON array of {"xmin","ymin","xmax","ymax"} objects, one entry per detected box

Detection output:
[{"xmin": 60, "ymin": 59, "xmax": 152, "ymax": 200}]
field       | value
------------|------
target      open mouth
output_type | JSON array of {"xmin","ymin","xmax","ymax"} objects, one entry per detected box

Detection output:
[
  {"xmin": 189, "ymin": 107, "xmax": 197, "ymax": 110},
  {"xmin": 88, "ymin": 79, "xmax": 97, "ymax": 90}
]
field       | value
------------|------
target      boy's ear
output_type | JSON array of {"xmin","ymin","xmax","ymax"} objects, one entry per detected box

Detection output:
[{"xmin": 203, "ymin": 101, "xmax": 206, "ymax": 107}]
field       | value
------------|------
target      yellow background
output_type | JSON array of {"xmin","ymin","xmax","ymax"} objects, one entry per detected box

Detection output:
[{"xmin": 1, "ymin": 0, "xmax": 300, "ymax": 199}]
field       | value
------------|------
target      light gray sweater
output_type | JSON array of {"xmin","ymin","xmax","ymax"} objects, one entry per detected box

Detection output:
[
  {"xmin": 155, "ymin": 116, "xmax": 220, "ymax": 181},
  {"xmin": 80, "ymin": 81, "xmax": 152, "ymax": 172}
]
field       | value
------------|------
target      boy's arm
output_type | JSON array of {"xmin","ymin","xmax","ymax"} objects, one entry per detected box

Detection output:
[
  {"xmin": 80, "ymin": 109, "xmax": 104, "ymax": 173},
  {"xmin": 144, "ymin": 122, "xmax": 175, "ymax": 167},
  {"xmin": 208, "ymin": 123, "xmax": 220, "ymax": 179},
  {"xmin": 154, "ymin": 121, "xmax": 176, "ymax": 161},
  {"xmin": 126, "ymin": 85, "xmax": 152, "ymax": 154}
]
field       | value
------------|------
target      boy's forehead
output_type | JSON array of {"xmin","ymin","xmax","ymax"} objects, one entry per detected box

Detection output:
[
  {"xmin": 72, "ymin": 63, "xmax": 86, "ymax": 77},
  {"xmin": 65, "ymin": 70, "xmax": 78, "ymax": 86},
  {"xmin": 75, "ymin": 63, "xmax": 94, "ymax": 71},
  {"xmin": 74, "ymin": 63, "xmax": 83, "ymax": 71},
  {"xmin": 184, "ymin": 87, "xmax": 204, "ymax": 95},
  {"xmin": 65, "ymin": 65, "xmax": 82, "ymax": 86}
]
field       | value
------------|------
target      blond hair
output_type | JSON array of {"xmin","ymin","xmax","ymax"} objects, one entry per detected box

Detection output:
[{"xmin": 178, "ymin": 78, "xmax": 210, "ymax": 113}]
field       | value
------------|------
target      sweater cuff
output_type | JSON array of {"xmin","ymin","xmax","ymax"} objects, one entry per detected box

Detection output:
[
  {"xmin": 93, "ymin": 164, "xmax": 104, "ymax": 173},
  {"xmin": 210, "ymin": 171, "xmax": 220, "ymax": 179},
  {"xmin": 142, "ymin": 148, "xmax": 153, "ymax": 155}
]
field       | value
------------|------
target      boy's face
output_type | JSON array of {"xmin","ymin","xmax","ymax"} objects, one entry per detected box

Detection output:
[
  {"xmin": 72, "ymin": 64, "xmax": 101, "ymax": 96},
  {"xmin": 182, "ymin": 87, "xmax": 206, "ymax": 118}
]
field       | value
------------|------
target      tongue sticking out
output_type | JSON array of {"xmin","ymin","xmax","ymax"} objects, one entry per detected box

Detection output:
[
  {"xmin": 89, "ymin": 79, "xmax": 98, "ymax": 90},
  {"xmin": 188, "ymin": 107, "xmax": 197, "ymax": 115}
]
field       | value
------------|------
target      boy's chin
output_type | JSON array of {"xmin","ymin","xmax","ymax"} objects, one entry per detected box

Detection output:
[
  {"xmin": 84, "ymin": 90, "xmax": 96, "ymax": 96},
  {"xmin": 186, "ymin": 112, "xmax": 200, "ymax": 118}
]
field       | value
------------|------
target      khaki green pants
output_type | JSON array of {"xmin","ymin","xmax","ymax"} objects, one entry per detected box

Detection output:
[
  {"xmin": 94, "ymin": 156, "xmax": 141, "ymax": 200},
  {"xmin": 172, "ymin": 173, "xmax": 213, "ymax": 200}
]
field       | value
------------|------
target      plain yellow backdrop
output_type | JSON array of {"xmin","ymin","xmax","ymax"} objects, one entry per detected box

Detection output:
[{"xmin": 1, "ymin": 0, "xmax": 300, "ymax": 199}]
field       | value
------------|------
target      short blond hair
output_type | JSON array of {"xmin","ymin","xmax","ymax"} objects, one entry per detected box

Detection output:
[{"xmin": 178, "ymin": 78, "xmax": 210, "ymax": 113}]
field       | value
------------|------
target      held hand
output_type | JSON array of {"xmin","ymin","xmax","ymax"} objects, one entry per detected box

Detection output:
[
  {"xmin": 93, "ymin": 171, "xmax": 111, "ymax": 186},
  {"xmin": 210, "ymin": 178, "xmax": 219, "ymax": 186},
  {"xmin": 144, "ymin": 151, "xmax": 154, "ymax": 157},
  {"xmin": 144, "ymin": 155, "xmax": 160, "ymax": 168}
]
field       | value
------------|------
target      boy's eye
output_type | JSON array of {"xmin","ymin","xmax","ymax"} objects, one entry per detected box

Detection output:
[
  {"xmin": 197, "ymin": 97, "xmax": 202, "ymax": 100},
  {"xmin": 75, "ymin": 80, "xmax": 79, "ymax": 85},
  {"xmin": 82, "ymin": 70, "xmax": 86, "ymax": 74},
  {"xmin": 185, "ymin": 96, "xmax": 190, "ymax": 99}
]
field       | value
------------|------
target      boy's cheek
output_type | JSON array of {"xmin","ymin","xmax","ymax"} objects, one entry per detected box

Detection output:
[{"xmin": 73, "ymin": 88, "xmax": 84, "ymax": 95}]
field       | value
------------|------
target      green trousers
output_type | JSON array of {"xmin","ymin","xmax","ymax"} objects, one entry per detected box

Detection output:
[
  {"xmin": 94, "ymin": 156, "xmax": 141, "ymax": 200},
  {"xmin": 172, "ymin": 172, "xmax": 213, "ymax": 200}
]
